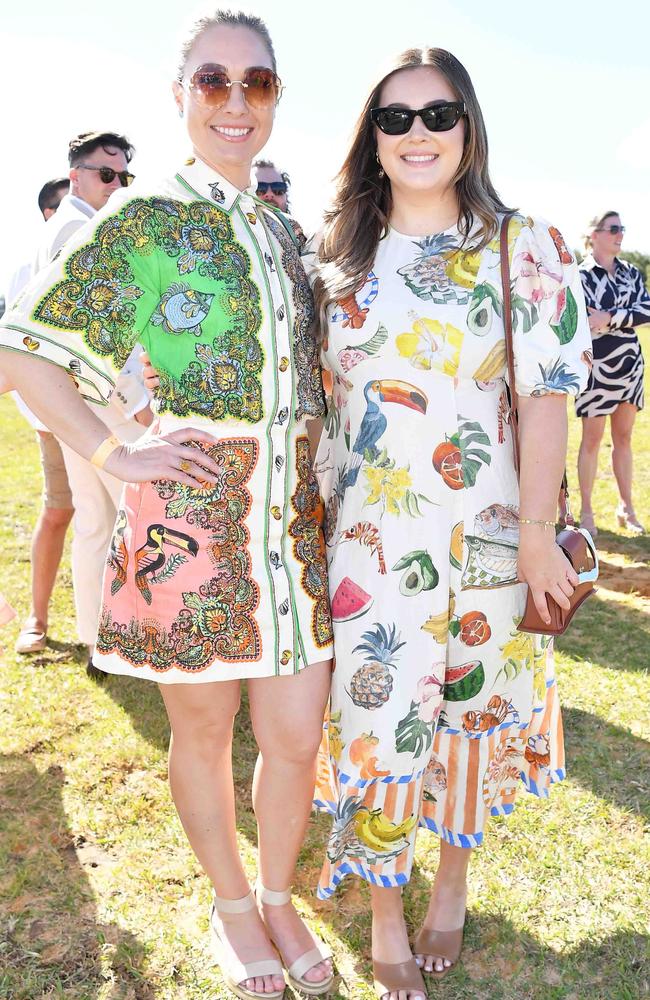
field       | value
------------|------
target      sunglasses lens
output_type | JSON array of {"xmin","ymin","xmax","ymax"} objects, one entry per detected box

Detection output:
[
  {"xmin": 421, "ymin": 104, "xmax": 462, "ymax": 132},
  {"xmin": 98, "ymin": 167, "xmax": 116, "ymax": 184},
  {"xmin": 270, "ymin": 182, "xmax": 286, "ymax": 194},
  {"xmin": 243, "ymin": 68, "xmax": 279, "ymax": 107},
  {"xmin": 121, "ymin": 173, "xmax": 134, "ymax": 187},
  {"xmin": 374, "ymin": 109, "xmax": 413, "ymax": 135},
  {"xmin": 192, "ymin": 65, "xmax": 230, "ymax": 106}
]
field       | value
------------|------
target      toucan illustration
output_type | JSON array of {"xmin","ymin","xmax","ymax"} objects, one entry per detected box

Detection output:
[
  {"xmin": 135, "ymin": 523, "xmax": 199, "ymax": 605},
  {"xmin": 343, "ymin": 379, "xmax": 428, "ymax": 489},
  {"xmin": 108, "ymin": 509, "xmax": 128, "ymax": 595}
]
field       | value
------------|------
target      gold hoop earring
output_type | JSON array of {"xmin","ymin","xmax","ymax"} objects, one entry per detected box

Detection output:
[{"xmin": 375, "ymin": 151, "xmax": 384, "ymax": 179}]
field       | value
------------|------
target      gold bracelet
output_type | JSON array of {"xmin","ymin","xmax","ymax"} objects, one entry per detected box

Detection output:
[
  {"xmin": 90, "ymin": 434, "xmax": 121, "ymax": 469},
  {"xmin": 519, "ymin": 517, "xmax": 555, "ymax": 528}
]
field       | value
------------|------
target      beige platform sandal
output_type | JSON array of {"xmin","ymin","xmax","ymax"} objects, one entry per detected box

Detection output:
[
  {"xmin": 210, "ymin": 889, "xmax": 286, "ymax": 1000},
  {"xmin": 256, "ymin": 882, "xmax": 334, "ymax": 996}
]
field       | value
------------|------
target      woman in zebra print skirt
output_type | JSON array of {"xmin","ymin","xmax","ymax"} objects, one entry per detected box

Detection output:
[{"xmin": 576, "ymin": 210, "xmax": 649, "ymax": 535}]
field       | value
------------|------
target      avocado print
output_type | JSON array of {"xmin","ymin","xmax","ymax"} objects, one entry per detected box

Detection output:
[{"xmin": 392, "ymin": 550, "xmax": 439, "ymax": 596}]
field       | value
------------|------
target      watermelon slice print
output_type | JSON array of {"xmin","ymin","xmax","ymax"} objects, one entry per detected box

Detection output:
[{"xmin": 331, "ymin": 577, "xmax": 373, "ymax": 623}]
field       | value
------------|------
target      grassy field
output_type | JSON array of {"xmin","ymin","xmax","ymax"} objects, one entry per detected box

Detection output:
[{"xmin": 0, "ymin": 333, "xmax": 648, "ymax": 1000}]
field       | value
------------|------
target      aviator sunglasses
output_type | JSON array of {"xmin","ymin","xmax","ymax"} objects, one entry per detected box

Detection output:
[
  {"xmin": 371, "ymin": 101, "xmax": 466, "ymax": 135},
  {"xmin": 185, "ymin": 65, "xmax": 283, "ymax": 109},
  {"xmin": 596, "ymin": 224, "xmax": 625, "ymax": 235},
  {"xmin": 256, "ymin": 181, "xmax": 288, "ymax": 195},
  {"xmin": 77, "ymin": 164, "xmax": 134, "ymax": 187}
]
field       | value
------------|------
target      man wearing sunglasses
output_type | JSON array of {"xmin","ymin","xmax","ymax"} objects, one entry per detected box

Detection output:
[
  {"xmin": 28, "ymin": 131, "xmax": 152, "ymax": 679},
  {"xmin": 253, "ymin": 158, "xmax": 290, "ymax": 211}
]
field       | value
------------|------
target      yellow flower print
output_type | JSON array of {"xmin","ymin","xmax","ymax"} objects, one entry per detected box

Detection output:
[
  {"xmin": 396, "ymin": 313, "xmax": 463, "ymax": 376},
  {"xmin": 364, "ymin": 465, "xmax": 412, "ymax": 516},
  {"xmin": 532, "ymin": 641, "xmax": 547, "ymax": 702},
  {"xmin": 501, "ymin": 629, "xmax": 534, "ymax": 667},
  {"xmin": 499, "ymin": 621, "xmax": 535, "ymax": 682},
  {"xmin": 445, "ymin": 249, "xmax": 481, "ymax": 290},
  {"xmin": 485, "ymin": 215, "xmax": 533, "ymax": 254}
]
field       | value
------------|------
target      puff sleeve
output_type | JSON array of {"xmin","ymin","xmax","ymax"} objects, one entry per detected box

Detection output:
[
  {"xmin": 508, "ymin": 217, "xmax": 592, "ymax": 398},
  {"xmin": 0, "ymin": 194, "xmax": 160, "ymax": 407}
]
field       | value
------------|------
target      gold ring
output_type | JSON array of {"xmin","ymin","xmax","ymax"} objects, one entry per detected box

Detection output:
[{"xmin": 179, "ymin": 459, "xmax": 192, "ymax": 473}]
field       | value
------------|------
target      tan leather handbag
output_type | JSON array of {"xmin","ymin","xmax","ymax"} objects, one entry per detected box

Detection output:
[{"xmin": 499, "ymin": 214, "xmax": 598, "ymax": 635}]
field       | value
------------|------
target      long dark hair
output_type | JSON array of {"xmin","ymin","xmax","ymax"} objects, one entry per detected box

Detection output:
[{"xmin": 313, "ymin": 48, "xmax": 512, "ymax": 335}]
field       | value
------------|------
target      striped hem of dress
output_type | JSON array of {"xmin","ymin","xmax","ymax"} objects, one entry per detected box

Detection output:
[{"xmin": 314, "ymin": 764, "xmax": 566, "ymax": 897}]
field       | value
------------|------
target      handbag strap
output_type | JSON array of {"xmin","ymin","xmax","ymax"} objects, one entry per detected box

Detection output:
[
  {"xmin": 498, "ymin": 214, "xmax": 573, "ymax": 522},
  {"xmin": 499, "ymin": 213, "xmax": 520, "ymax": 475}
]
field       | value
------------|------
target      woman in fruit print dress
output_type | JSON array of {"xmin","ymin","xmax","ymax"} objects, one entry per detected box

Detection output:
[{"xmin": 308, "ymin": 47, "xmax": 591, "ymax": 999}]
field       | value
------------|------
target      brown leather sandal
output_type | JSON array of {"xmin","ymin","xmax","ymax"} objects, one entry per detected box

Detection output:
[
  {"xmin": 373, "ymin": 957, "xmax": 427, "ymax": 998},
  {"xmin": 413, "ymin": 926, "xmax": 464, "ymax": 979}
]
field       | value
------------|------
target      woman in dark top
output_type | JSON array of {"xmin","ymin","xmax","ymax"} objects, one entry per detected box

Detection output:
[{"xmin": 576, "ymin": 211, "xmax": 649, "ymax": 534}]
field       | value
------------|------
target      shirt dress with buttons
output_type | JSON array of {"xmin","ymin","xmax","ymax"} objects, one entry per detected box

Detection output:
[{"xmin": 0, "ymin": 157, "xmax": 333, "ymax": 682}]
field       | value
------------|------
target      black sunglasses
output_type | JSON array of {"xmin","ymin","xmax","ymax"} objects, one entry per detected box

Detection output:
[
  {"xmin": 256, "ymin": 181, "xmax": 288, "ymax": 195},
  {"xmin": 370, "ymin": 102, "xmax": 466, "ymax": 135},
  {"xmin": 596, "ymin": 224, "xmax": 625, "ymax": 235},
  {"xmin": 77, "ymin": 164, "xmax": 135, "ymax": 187}
]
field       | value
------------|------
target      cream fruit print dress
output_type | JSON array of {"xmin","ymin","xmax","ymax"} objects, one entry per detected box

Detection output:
[{"xmin": 310, "ymin": 214, "xmax": 591, "ymax": 897}]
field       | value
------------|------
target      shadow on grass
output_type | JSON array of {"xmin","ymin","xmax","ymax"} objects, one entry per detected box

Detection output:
[
  {"xmin": 595, "ymin": 527, "xmax": 650, "ymax": 562},
  {"xmin": 0, "ymin": 753, "xmax": 156, "ymax": 1000},
  {"xmin": 426, "ymin": 912, "xmax": 648, "ymax": 1000},
  {"xmin": 313, "ymin": 882, "xmax": 649, "ymax": 999},
  {"xmin": 563, "ymin": 707, "xmax": 650, "ymax": 823},
  {"xmin": 296, "ymin": 863, "xmax": 650, "ymax": 1000},
  {"xmin": 557, "ymin": 590, "xmax": 650, "ymax": 675}
]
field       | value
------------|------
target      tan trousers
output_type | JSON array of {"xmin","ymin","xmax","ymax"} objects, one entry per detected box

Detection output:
[{"xmin": 61, "ymin": 400, "xmax": 144, "ymax": 646}]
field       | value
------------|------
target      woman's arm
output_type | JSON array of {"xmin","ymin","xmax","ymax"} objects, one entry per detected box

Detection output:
[
  {"xmin": 516, "ymin": 394, "xmax": 578, "ymax": 627},
  {"xmin": 610, "ymin": 267, "xmax": 650, "ymax": 330},
  {"xmin": 1, "ymin": 351, "xmax": 221, "ymax": 488}
]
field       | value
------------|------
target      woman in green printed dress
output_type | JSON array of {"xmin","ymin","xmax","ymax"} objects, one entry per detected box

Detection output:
[
  {"xmin": 0, "ymin": 11, "xmax": 335, "ymax": 1000},
  {"xmin": 309, "ymin": 48, "xmax": 591, "ymax": 999}
]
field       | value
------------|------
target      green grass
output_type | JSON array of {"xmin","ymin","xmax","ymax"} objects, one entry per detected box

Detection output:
[{"xmin": 1, "ymin": 331, "xmax": 649, "ymax": 999}]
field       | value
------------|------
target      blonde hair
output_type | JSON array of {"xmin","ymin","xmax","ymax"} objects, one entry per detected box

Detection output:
[
  {"xmin": 176, "ymin": 9, "xmax": 277, "ymax": 80},
  {"xmin": 583, "ymin": 210, "xmax": 620, "ymax": 252}
]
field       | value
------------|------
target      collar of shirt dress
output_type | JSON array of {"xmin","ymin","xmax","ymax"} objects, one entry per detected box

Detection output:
[{"xmin": 175, "ymin": 155, "xmax": 257, "ymax": 214}]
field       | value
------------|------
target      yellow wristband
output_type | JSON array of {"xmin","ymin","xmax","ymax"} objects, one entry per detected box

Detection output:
[{"xmin": 90, "ymin": 434, "xmax": 121, "ymax": 469}]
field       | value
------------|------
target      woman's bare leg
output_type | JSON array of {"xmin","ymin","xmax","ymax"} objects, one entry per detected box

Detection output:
[
  {"xmin": 248, "ymin": 659, "xmax": 333, "ymax": 985},
  {"xmin": 577, "ymin": 415, "xmax": 606, "ymax": 525},
  {"xmin": 610, "ymin": 401, "xmax": 638, "ymax": 513},
  {"xmin": 414, "ymin": 841, "xmax": 472, "ymax": 974},
  {"xmin": 159, "ymin": 681, "xmax": 284, "ymax": 996}
]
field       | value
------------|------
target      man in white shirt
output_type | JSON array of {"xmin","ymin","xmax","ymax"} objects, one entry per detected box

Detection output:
[
  {"xmin": 10, "ymin": 178, "xmax": 75, "ymax": 658},
  {"xmin": 13, "ymin": 131, "xmax": 152, "ymax": 678}
]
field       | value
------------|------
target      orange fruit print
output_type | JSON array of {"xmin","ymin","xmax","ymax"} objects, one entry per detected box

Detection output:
[
  {"xmin": 432, "ymin": 440, "xmax": 464, "ymax": 490},
  {"xmin": 459, "ymin": 611, "xmax": 491, "ymax": 646}
]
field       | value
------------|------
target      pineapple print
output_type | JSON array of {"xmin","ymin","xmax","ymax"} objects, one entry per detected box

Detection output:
[{"xmin": 347, "ymin": 622, "xmax": 406, "ymax": 710}]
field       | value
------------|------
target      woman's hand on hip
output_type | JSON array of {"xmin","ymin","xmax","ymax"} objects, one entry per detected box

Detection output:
[
  {"xmin": 104, "ymin": 428, "xmax": 222, "ymax": 487},
  {"xmin": 517, "ymin": 530, "xmax": 579, "ymax": 627}
]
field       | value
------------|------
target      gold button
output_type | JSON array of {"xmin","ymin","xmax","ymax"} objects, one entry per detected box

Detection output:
[
  {"xmin": 279, "ymin": 357, "xmax": 289, "ymax": 372},
  {"xmin": 271, "ymin": 506, "xmax": 282, "ymax": 520},
  {"xmin": 280, "ymin": 650, "xmax": 292, "ymax": 665},
  {"xmin": 246, "ymin": 212, "xmax": 257, "ymax": 224}
]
